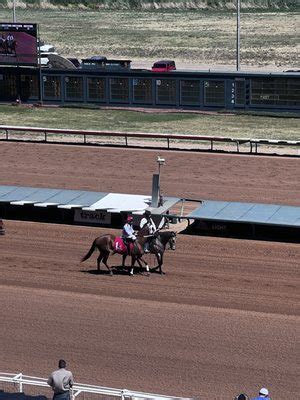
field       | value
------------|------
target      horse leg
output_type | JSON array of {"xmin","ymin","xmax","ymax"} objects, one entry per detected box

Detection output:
[
  {"xmin": 159, "ymin": 253, "xmax": 165, "ymax": 275},
  {"xmin": 150, "ymin": 253, "xmax": 160, "ymax": 272},
  {"xmin": 137, "ymin": 256, "xmax": 150, "ymax": 276},
  {"xmin": 122, "ymin": 254, "xmax": 127, "ymax": 269},
  {"xmin": 150, "ymin": 253, "xmax": 165, "ymax": 274},
  {"xmin": 102, "ymin": 251, "xmax": 113, "ymax": 276},
  {"xmin": 136, "ymin": 257, "xmax": 144, "ymax": 275},
  {"xmin": 97, "ymin": 252, "xmax": 103, "ymax": 273},
  {"xmin": 129, "ymin": 256, "xmax": 136, "ymax": 276}
]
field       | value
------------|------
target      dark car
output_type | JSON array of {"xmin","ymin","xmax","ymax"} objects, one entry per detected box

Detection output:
[
  {"xmin": 152, "ymin": 60, "xmax": 176, "ymax": 72},
  {"xmin": 67, "ymin": 58, "xmax": 81, "ymax": 68},
  {"xmin": 90, "ymin": 56, "xmax": 107, "ymax": 61},
  {"xmin": 0, "ymin": 218, "xmax": 5, "ymax": 235}
]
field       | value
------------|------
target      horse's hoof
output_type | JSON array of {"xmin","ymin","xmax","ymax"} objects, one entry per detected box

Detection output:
[{"xmin": 109, "ymin": 271, "xmax": 113, "ymax": 276}]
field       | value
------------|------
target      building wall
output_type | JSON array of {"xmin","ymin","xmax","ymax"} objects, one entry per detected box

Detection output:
[{"xmin": 0, "ymin": 67, "xmax": 299, "ymax": 112}]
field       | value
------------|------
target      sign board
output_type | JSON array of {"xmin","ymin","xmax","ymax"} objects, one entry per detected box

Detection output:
[
  {"xmin": 0, "ymin": 22, "xmax": 38, "ymax": 66},
  {"xmin": 74, "ymin": 209, "xmax": 111, "ymax": 225}
]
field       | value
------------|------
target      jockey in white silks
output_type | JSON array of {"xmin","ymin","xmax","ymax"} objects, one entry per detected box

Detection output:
[
  {"xmin": 122, "ymin": 216, "xmax": 136, "ymax": 254},
  {"xmin": 122, "ymin": 216, "xmax": 136, "ymax": 239},
  {"xmin": 139, "ymin": 210, "xmax": 157, "ymax": 253}
]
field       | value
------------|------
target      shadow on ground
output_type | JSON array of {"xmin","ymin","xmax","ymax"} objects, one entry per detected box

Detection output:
[{"xmin": 81, "ymin": 266, "xmax": 148, "ymax": 276}]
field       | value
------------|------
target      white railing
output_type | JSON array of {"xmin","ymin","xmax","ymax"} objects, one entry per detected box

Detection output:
[
  {"xmin": 0, "ymin": 125, "xmax": 299, "ymax": 155},
  {"xmin": 0, "ymin": 372, "xmax": 194, "ymax": 400}
]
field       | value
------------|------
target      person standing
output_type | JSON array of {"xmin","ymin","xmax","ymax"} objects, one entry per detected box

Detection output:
[
  {"xmin": 47, "ymin": 359, "xmax": 74, "ymax": 400},
  {"xmin": 251, "ymin": 388, "xmax": 271, "ymax": 400},
  {"xmin": 140, "ymin": 210, "xmax": 156, "ymax": 233},
  {"xmin": 139, "ymin": 210, "xmax": 157, "ymax": 253},
  {"xmin": 6, "ymin": 32, "xmax": 14, "ymax": 44},
  {"xmin": 0, "ymin": 34, "xmax": 6, "ymax": 53},
  {"xmin": 234, "ymin": 394, "xmax": 249, "ymax": 400},
  {"xmin": 6, "ymin": 32, "xmax": 14, "ymax": 53}
]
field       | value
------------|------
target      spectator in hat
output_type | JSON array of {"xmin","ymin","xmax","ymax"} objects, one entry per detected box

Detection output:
[
  {"xmin": 140, "ymin": 210, "xmax": 157, "ymax": 253},
  {"xmin": 251, "ymin": 388, "xmax": 270, "ymax": 400},
  {"xmin": 47, "ymin": 359, "xmax": 74, "ymax": 400}
]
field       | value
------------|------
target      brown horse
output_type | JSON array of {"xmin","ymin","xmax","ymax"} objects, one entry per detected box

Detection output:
[{"xmin": 81, "ymin": 225, "xmax": 150, "ymax": 276}]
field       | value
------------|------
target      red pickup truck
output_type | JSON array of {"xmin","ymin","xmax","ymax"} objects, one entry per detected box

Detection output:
[{"xmin": 151, "ymin": 60, "xmax": 176, "ymax": 72}]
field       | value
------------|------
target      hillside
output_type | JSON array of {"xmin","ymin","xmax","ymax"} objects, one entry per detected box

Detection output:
[
  {"xmin": 0, "ymin": 7, "xmax": 298, "ymax": 69},
  {"xmin": 0, "ymin": 0, "xmax": 298, "ymax": 11}
]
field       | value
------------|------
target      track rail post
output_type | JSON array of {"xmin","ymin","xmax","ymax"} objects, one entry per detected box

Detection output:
[
  {"xmin": 19, "ymin": 373, "xmax": 23, "ymax": 393},
  {"xmin": 13, "ymin": 373, "xmax": 22, "ymax": 392}
]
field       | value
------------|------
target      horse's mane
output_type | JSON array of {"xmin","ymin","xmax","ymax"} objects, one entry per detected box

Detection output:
[{"xmin": 137, "ymin": 224, "xmax": 150, "ymax": 237}]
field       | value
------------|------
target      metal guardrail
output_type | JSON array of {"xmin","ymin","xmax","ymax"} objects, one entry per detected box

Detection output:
[
  {"xmin": 0, "ymin": 372, "xmax": 194, "ymax": 400},
  {"xmin": 0, "ymin": 125, "xmax": 299, "ymax": 155}
]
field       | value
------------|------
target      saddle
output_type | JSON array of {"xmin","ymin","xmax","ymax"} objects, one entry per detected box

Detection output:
[{"xmin": 113, "ymin": 237, "xmax": 134, "ymax": 255}]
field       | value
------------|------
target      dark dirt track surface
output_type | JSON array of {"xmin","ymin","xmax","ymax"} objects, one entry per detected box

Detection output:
[{"xmin": 0, "ymin": 143, "xmax": 299, "ymax": 399}]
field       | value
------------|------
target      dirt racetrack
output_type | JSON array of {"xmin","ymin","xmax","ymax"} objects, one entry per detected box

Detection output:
[{"xmin": 0, "ymin": 142, "xmax": 299, "ymax": 399}]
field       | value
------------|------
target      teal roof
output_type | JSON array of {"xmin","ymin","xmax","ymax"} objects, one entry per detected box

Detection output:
[{"xmin": 189, "ymin": 201, "xmax": 300, "ymax": 227}]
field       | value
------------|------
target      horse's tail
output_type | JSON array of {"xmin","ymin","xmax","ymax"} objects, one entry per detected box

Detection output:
[{"xmin": 81, "ymin": 239, "xmax": 97, "ymax": 262}]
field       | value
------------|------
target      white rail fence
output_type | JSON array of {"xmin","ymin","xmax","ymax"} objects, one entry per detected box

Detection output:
[
  {"xmin": 0, "ymin": 125, "xmax": 299, "ymax": 155},
  {"xmin": 0, "ymin": 372, "xmax": 194, "ymax": 400}
]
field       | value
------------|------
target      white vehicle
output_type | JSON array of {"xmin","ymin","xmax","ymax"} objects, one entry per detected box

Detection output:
[
  {"xmin": 39, "ymin": 52, "xmax": 57, "ymax": 67},
  {"xmin": 39, "ymin": 43, "xmax": 56, "ymax": 54}
]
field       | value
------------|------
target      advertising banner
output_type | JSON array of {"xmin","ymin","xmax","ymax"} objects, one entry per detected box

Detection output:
[
  {"xmin": 0, "ymin": 22, "xmax": 38, "ymax": 66},
  {"xmin": 74, "ymin": 209, "xmax": 111, "ymax": 226}
]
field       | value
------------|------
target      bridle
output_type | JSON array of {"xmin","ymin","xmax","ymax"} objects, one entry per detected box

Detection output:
[{"xmin": 167, "ymin": 233, "xmax": 176, "ymax": 250}]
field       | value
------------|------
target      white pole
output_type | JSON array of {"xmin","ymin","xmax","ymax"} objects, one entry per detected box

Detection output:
[
  {"xmin": 19, "ymin": 373, "xmax": 23, "ymax": 393},
  {"xmin": 13, "ymin": 0, "xmax": 16, "ymax": 22},
  {"xmin": 236, "ymin": 0, "xmax": 240, "ymax": 71},
  {"xmin": 158, "ymin": 162, "xmax": 161, "ymax": 198},
  {"xmin": 157, "ymin": 156, "xmax": 165, "ymax": 206}
]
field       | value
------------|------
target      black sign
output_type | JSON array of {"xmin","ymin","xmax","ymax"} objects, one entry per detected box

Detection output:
[{"xmin": 0, "ymin": 22, "xmax": 38, "ymax": 66}]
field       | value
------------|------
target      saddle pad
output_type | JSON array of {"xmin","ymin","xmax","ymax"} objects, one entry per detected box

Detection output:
[{"xmin": 114, "ymin": 237, "xmax": 127, "ymax": 254}]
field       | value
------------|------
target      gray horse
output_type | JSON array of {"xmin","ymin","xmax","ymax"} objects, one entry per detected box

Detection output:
[{"xmin": 124, "ymin": 230, "xmax": 177, "ymax": 275}]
